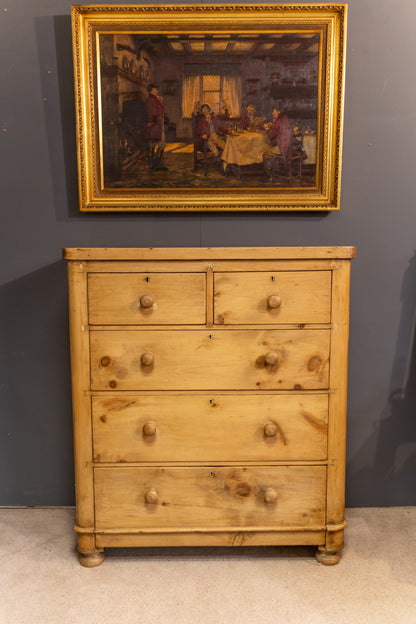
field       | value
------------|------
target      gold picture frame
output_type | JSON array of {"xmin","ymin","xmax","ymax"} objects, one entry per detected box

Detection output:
[{"xmin": 72, "ymin": 3, "xmax": 347, "ymax": 212}]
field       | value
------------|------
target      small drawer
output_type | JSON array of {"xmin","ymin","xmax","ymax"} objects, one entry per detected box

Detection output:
[
  {"xmin": 92, "ymin": 394, "xmax": 328, "ymax": 463},
  {"xmin": 214, "ymin": 271, "xmax": 331, "ymax": 325},
  {"xmin": 94, "ymin": 465, "xmax": 327, "ymax": 530},
  {"xmin": 88, "ymin": 273, "xmax": 206, "ymax": 325},
  {"xmin": 90, "ymin": 329, "xmax": 330, "ymax": 391}
]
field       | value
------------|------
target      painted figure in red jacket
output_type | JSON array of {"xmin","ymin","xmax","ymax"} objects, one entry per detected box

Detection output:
[
  {"xmin": 145, "ymin": 83, "xmax": 168, "ymax": 171},
  {"xmin": 195, "ymin": 104, "xmax": 229, "ymax": 159},
  {"xmin": 266, "ymin": 108, "xmax": 293, "ymax": 165},
  {"xmin": 263, "ymin": 107, "xmax": 293, "ymax": 182}
]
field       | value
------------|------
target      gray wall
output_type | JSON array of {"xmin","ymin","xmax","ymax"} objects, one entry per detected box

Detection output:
[{"xmin": 1, "ymin": 0, "xmax": 415, "ymax": 506}]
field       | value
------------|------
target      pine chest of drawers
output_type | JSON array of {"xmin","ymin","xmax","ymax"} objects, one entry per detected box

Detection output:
[{"xmin": 63, "ymin": 246, "xmax": 355, "ymax": 566}]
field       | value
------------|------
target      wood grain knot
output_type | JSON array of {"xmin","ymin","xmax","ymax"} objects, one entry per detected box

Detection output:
[
  {"xmin": 234, "ymin": 482, "xmax": 252, "ymax": 497},
  {"xmin": 308, "ymin": 355, "xmax": 322, "ymax": 371}
]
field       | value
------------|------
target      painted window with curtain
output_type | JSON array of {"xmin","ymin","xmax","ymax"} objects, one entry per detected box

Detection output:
[
  {"xmin": 182, "ymin": 74, "xmax": 200, "ymax": 117},
  {"xmin": 182, "ymin": 67, "xmax": 242, "ymax": 118}
]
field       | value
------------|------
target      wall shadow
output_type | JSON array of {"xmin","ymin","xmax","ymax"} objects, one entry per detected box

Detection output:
[
  {"xmin": 0, "ymin": 262, "xmax": 74, "ymax": 505},
  {"xmin": 53, "ymin": 14, "xmax": 80, "ymax": 219},
  {"xmin": 347, "ymin": 251, "xmax": 416, "ymax": 506},
  {"xmin": 34, "ymin": 15, "xmax": 80, "ymax": 221}
]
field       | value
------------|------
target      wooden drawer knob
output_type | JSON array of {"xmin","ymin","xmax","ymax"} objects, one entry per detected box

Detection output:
[
  {"xmin": 264, "ymin": 488, "xmax": 278, "ymax": 504},
  {"xmin": 267, "ymin": 295, "xmax": 281, "ymax": 309},
  {"xmin": 144, "ymin": 488, "xmax": 159, "ymax": 504},
  {"xmin": 143, "ymin": 422, "xmax": 156, "ymax": 437},
  {"xmin": 265, "ymin": 351, "xmax": 279, "ymax": 366},
  {"xmin": 140, "ymin": 294, "xmax": 154, "ymax": 309},
  {"xmin": 263, "ymin": 422, "xmax": 278, "ymax": 437},
  {"xmin": 140, "ymin": 352, "xmax": 154, "ymax": 367}
]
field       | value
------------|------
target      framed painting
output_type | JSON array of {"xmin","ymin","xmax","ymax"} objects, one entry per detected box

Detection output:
[{"xmin": 72, "ymin": 4, "xmax": 347, "ymax": 211}]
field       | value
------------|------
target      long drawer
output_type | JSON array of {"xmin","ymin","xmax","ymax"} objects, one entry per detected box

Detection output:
[
  {"xmin": 94, "ymin": 465, "xmax": 327, "ymax": 530},
  {"xmin": 214, "ymin": 271, "xmax": 332, "ymax": 325},
  {"xmin": 92, "ymin": 394, "xmax": 328, "ymax": 463},
  {"xmin": 90, "ymin": 329, "xmax": 330, "ymax": 391}
]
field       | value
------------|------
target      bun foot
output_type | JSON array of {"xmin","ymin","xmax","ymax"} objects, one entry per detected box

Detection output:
[
  {"xmin": 78, "ymin": 549, "xmax": 104, "ymax": 567},
  {"xmin": 315, "ymin": 547, "xmax": 341, "ymax": 565}
]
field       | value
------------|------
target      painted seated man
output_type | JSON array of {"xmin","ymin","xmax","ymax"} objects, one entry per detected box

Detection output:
[
  {"xmin": 263, "ymin": 107, "xmax": 293, "ymax": 182},
  {"xmin": 239, "ymin": 104, "xmax": 266, "ymax": 132},
  {"xmin": 239, "ymin": 104, "xmax": 256, "ymax": 130},
  {"xmin": 195, "ymin": 104, "xmax": 229, "ymax": 160}
]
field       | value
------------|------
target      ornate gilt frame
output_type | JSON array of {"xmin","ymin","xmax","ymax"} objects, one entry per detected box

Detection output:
[{"xmin": 72, "ymin": 4, "xmax": 347, "ymax": 212}]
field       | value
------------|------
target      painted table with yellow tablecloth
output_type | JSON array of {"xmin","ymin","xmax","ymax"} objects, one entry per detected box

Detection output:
[{"xmin": 221, "ymin": 131, "xmax": 272, "ymax": 167}]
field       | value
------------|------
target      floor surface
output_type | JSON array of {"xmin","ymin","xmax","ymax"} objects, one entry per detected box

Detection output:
[{"xmin": 1, "ymin": 507, "xmax": 415, "ymax": 623}]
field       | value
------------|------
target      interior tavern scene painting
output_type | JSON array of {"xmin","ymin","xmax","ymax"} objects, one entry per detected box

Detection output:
[{"xmin": 99, "ymin": 32, "xmax": 320, "ymax": 189}]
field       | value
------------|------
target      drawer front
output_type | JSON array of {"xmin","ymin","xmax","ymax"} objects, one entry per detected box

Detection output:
[
  {"xmin": 94, "ymin": 465, "xmax": 327, "ymax": 530},
  {"xmin": 88, "ymin": 273, "xmax": 206, "ymax": 325},
  {"xmin": 92, "ymin": 395, "xmax": 328, "ymax": 463},
  {"xmin": 90, "ymin": 329, "xmax": 330, "ymax": 391},
  {"xmin": 214, "ymin": 271, "xmax": 331, "ymax": 325}
]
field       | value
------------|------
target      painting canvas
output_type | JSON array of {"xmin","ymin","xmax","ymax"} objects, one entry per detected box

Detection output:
[{"xmin": 72, "ymin": 4, "xmax": 347, "ymax": 211}]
